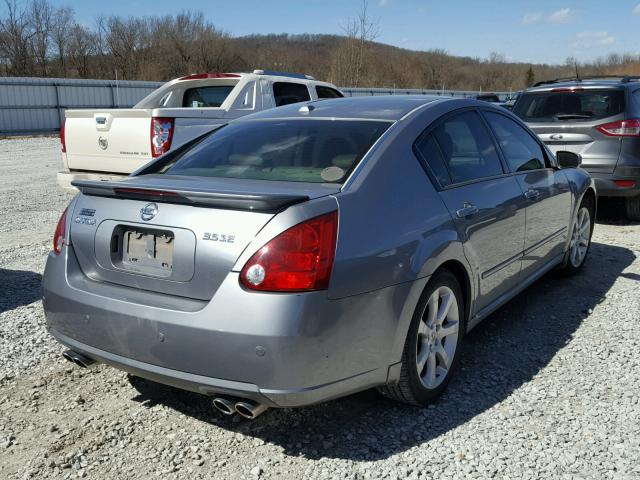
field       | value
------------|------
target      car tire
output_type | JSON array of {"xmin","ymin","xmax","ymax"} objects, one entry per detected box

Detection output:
[
  {"xmin": 625, "ymin": 196, "xmax": 640, "ymax": 221},
  {"xmin": 378, "ymin": 270, "xmax": 465, "ymax": 406},
  {"xmin": 559, "ymin": 196, "xmax": 594, "ymax": 275}
]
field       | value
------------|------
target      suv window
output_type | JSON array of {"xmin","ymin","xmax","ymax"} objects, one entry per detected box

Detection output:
[
  {"xmin": 431, "ymin": 111, "xmax": 503, "ymax": 184},
  {"xmin": 484, "ymin": 112, "xmax": 546, "ymax": 172},
  {"xmin": 273, "ymin": 82, "xmax": 311, "ymax": 106},
  {"xmin": 513, "ymin": 89, "xmax": 625, "ymax": 123},
  {"xmin": 182, "ymin": 86, "xmax": 235, "ymax": 108},
  {"xmin": 316, "ymin": 86, "xmax": 344, "ymax": 99},
  {"xmin": 164, "ymin": 120, "xmax": 390, "ymax": 184}
]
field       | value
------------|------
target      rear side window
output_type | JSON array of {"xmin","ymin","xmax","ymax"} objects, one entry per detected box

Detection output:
[
  {"xmin": 316, "ymin": 86, "xmax": 344, "ymax": 99},
  {"xmin": 414, "ymin": 134, "xmax": 452, "ymax": 187},
  {"xmin": 485, "ymin": 112, "xmax": 546, "ymax": 172},
  {"xmin": 431, "ymin": 111, "xmax": 503, "ymax": 184},
  {"xmin": 513, "ymin": 89, "xmax": 625, "ymax": 123},
  {"xmin": 182, "ymin": 86, "xmax": 235, "ymax": 108},
  {"xmin": 164, "ymin": 120, "xmax": 390, "ymax": 183},
  {"xmin": 273, "ymin": 82, "xmax": 311, "ymax": 106}
]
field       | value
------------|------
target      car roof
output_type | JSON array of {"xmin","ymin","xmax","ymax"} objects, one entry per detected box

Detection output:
[
  {"xmin": 526, "ymin": 78, "xmax": 640, "ymax": 92},
  {"xmin": 236, "ymin": 95, "xmax": 447, "ymax": 122}
]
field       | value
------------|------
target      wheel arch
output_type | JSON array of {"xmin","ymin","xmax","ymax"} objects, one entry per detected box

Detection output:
[
  {"xmin": 435, "ymin": 260, "xmax": 472, "ymax": 332},
  {"xmin": 581, "ymin": 186, "xmax": 597, "ymax": 219},
  {"xmin": 387, "ymin": 253, "xmax": 475, "ymax": 377}
]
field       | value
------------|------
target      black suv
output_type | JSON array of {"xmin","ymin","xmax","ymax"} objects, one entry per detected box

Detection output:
[{"xmin": 514, "ymin": 76, "xmax": 640, "ymax": 220}]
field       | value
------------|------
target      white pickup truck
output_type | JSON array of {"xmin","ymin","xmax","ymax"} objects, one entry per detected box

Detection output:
[{"xmin": 58, "ymin": 70, "xmax": 343, "ymax": 189}]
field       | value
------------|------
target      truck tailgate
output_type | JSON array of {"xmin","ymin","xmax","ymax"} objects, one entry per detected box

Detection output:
[{"xmin": 65, "ymin": 109, "xmax": 153, "ymax": 174}]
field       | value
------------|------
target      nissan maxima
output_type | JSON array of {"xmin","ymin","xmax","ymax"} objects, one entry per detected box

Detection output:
[{"xmin": 43, "ymin": 96, "xmax": 595, "ymax": 419}]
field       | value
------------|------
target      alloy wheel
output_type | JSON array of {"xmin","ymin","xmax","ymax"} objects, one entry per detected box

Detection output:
[
  {"xmin": 569, "ymin": 207, "xmax": 591, "ymax": 268},
  {"xmin": 415, "ymin": 286, "xmax": 460, "ymax": 390}
]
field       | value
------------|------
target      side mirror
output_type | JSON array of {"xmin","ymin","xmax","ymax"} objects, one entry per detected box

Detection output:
[{"xmin": 556, "ymin": 151, "xmax": 581, "ymax": 168}]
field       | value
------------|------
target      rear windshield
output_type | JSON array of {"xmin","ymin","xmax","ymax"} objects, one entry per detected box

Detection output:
[
  {"xmin": 513, "ymin": 89, "xmax": 625, "ymax": 123},
  {"xmin": 164, "ymin": 120, "xmax": 391, "ymax": 183},
  {"xmin": 182, "ymin": 86, "xmax": 235, "ymax": 108}
]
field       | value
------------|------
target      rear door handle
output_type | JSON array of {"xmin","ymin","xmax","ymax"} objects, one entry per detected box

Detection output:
[
  {"xmin": 524, "ymin": 189, "xmax": 541, "ymax": 200},
  {"xmin": 456, "ymin": 203, "xmax": 479, "ymax": 218}
]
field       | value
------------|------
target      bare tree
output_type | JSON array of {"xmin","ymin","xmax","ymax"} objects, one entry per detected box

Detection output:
[
  {"xmin": 100, "ymin": 15, "xmax": 150, "ymax": 79},
  {"xmin": 67, "ymin": 23, "xmax": 94, "ymax": 77},
  {"xmin": 28, "ymin": 0, "xmax": 53, "ymax": 75},
  {"xmin": 0, "ymin": 0, "xmax": 33, "ymax": 75},
  {"xmin": 51, "ymin": 6, "xmax": 73, "ymax": 76},
  {"xmin": 331, "ymin": 0, "xmax": 380, "ymax": 87}
]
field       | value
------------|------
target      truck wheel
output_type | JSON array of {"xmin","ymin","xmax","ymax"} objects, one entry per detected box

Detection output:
[
  {"xmin": 378, "ymin": 270, "xmax": 464, "ymax": 406},
  {"xmin": 625, "ymin": 196, "xmax": 640, "ymax": 221}
]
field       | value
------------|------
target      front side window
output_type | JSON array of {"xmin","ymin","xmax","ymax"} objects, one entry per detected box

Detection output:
[
  {"xmin": 182, "ymin": 86, "xmax": 235, "ymax": 108},
  {"xmin": 164, "ymin": 120, "xmax": 390, "ymax": 183},
  {"xmin": 273, "ymin": 82, "xmax": 311, "ymax": 106},
  {"xmin": 484, "ymin": 112, "xmax": 546, "ymax": 172},
  {"xmin": 431, "ymin": 111, "xmax": 504, "ymax": 184}
]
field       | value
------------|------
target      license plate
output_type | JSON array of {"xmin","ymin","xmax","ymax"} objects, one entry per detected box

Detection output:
[{"xmin": 122, "ymin": 229, "xmax": 174, "ymax": 273}]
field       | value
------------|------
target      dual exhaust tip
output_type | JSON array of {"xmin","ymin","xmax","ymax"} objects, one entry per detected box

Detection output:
[
  {"xmin": 62, "ymin": 351, "xmax": 267, "ymax": 419},
  {"xmin": 62, "ymin": 349, "xmax": 96, "ymax": 369},
  {"xmin": 212, "ymin": 396, "xmax": 268, "ymax": 419}
]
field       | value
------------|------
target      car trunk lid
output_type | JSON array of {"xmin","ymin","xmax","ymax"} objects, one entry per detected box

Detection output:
[
  {"xmin": 69, "ymin": 175, "xmax": 338, "ymax": 300},
  {"xmin": 528, "ymin": 120, "xmax": 623, "ymax": 173}
]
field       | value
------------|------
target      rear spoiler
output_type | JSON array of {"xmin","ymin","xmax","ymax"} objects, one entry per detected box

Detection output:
[{"xmin": 71, "ymin": 179, "xmax": 309, "ymax": 212}]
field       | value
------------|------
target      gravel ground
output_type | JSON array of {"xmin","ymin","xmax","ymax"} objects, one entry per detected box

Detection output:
[{"xmin": 1, "ymin": 136, "xmax": 639, "ymax": 480}]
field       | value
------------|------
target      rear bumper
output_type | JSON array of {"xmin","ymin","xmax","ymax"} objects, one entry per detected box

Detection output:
[
  {"xmin": 50, "ymin": 329, "xmax": 386, "ymax": 407},
  {"xmin": 588, "ymin": 169, "xmax": 640, "ymax": 198},
  {"xmin": 42, "ymin": 246, "xmax": 410, "ymax": 407},
  {"xmin": 57, "ymin": 170, "xmax": 128, "ymax": 191}
]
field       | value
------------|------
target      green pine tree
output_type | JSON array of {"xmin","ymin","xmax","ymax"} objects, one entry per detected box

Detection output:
[{"xmin": 525, "ymin": 66, "xmax": 535, "ymax": 86}]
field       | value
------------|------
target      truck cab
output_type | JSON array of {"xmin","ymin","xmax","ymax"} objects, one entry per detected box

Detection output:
[{"xmin": 59, "ymin": 70, "xmax": 343, "ymax": 190}]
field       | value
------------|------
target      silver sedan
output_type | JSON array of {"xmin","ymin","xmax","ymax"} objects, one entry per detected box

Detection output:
[{"xmin": 43, "ymin": 96, "xmax": 595, "ymax": 418}]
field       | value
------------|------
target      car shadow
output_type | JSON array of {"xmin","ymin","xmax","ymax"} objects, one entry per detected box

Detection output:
[
  {"xmin": 128, "ymin": 240, "xmax": 635, "ymax": 461},
  {"xmin": 0, "ymin": 268, "xmax": 43, "ymax": 314}
]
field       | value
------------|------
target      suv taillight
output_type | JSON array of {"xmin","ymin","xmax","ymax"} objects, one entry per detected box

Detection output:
[
  {"xmin": 60, "ymin": 118, "xmax": 66, "ymax": 152},
  {"xmin": 150, "ymin": 117, "xmax": 175, "ymax": 157},
  {"xmin": 596, "ymin": 119, "xmax": 640, "ymax": 137},
  {"xmin": 240, "ymin": 211, "xmax": 338, "ymax": 292},
  {"xmin": 53, "ymin": 207, "xmax": 68, "ymax": 255}
]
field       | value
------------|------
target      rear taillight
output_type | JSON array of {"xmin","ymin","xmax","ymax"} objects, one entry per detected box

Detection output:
[
  {"xmin": 53, "ymin": 207, "xmax": 68, "ymax": 255},
  {"xmin": 240, "ymin": 211, "xmax": 338, "ymax": 292},
  {"xmin": 60, "ymin": 118, "xmax": 66, "ymax": 153},
  {"xmin": 150, "ymin": 117, "xmax": 175, "ymax": 158},
  {"xmin": 596, "ymin": 119, "xmax": 640, "ymax": 137},
  {"xmin": 614, "ymin": 180, "xmax": 636, "ymax": 188}
]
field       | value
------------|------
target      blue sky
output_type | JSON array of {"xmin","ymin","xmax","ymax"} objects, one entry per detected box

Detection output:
[{"xmin": 45, "ymin": 0, "xmax": 640, "ymax": 64}]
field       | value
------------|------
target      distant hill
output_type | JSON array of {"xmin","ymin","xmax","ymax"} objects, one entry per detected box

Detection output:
[{"xmin": 2, "ymin": 4, "xmax": 638, "ymax": 90}]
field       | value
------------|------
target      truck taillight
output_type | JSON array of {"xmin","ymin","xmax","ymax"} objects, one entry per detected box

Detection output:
[
  {"xmin": 240, "ymin": 211, "xmax": 338, "ymax": 292},
  {"xmin": 53, "ymin": 207, "xmax": 68, "ymax": 255},
  {"xmin": 150, "ymin": 117, "xmax": 175, "ymax": 158},
  {"xmin": 60, "ymin": 118, "xmax": 66, "ymax": 152},
  {"xmin": 596, "ymin": 119, "xmax": 640, "ymax": 137}
]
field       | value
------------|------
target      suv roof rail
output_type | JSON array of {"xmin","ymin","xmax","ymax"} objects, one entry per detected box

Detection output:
[
  {"xmin": 252, "ymin": 69, "xmax": 315, "ymax": 80},
  {"xmin": 533, "ymin": 75, "xmax": 640, "ymax": 87}
]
